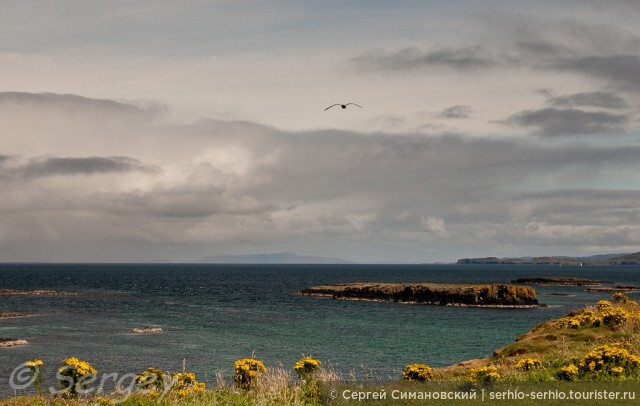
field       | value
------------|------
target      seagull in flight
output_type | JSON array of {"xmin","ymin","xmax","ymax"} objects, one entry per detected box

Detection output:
[{"xmin": 324, "ymin": 103, "xmax": 362, "ymax": 111}]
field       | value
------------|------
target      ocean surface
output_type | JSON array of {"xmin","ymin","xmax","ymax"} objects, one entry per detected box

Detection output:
[{"xmin": 1, "ymin": 263, "xmax": 639, "ymax": 396}]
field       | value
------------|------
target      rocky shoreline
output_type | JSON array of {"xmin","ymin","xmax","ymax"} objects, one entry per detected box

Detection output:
[{"xmin": 299, "ymin": 282, "xmax": 539, "ymax": 307}]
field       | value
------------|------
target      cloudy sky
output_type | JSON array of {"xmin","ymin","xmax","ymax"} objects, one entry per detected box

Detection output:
[{"xmin": 1, "ymin": 0, "xmax": 640, "ymax": 263}]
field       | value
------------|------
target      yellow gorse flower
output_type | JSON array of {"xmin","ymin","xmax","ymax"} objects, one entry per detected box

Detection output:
[
  {"xmin": 171, "ymin": 371, "xmax": 206, "ymax": 397},
  {"xmin": 515, "ymin": 358, "xmax": 542, "ymax": 371},
  {"xmin": 25, "ymin": 359, "xmax": 43, "ymax": 368},
  {"xmin": 469, "ymin": 366, "xmax": 500, "ymax": 383},
  {"xmin": 402, "ymin": 363, "xmax": 434, "ymax": 381},
  {"xmin": 557, "ymin": 364, "xmax": 579, "ymax": 381},
  {"xmin": 61, "ymin": 357, "xmax": 97, "ymax": 375},
  {"xmin": 234, "ymin": 358, "xmax": 266, "ymax": 388},
  {"xmin": 293, "ymin": 356, "xmax": 321, "ymax": 378}
]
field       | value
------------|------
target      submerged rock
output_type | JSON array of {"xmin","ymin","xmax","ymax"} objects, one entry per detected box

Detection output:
[
  {"xmin": 131, "ymin": 326, "xmax": 163, "ymax": 334},
  {"xmin": 0, "ymin": 338, "xmax": 28, "ymax": 348},
  {"xmin": 0, "ymin": 289, "xmax": 76, "ymax": 296},
  {"xmin": 299, "ymin": 282, "xmax": 539, "ymax": 307},
  {"xmin": 0, "ymin": 312, "xmax": 30, "ymax": 318}
]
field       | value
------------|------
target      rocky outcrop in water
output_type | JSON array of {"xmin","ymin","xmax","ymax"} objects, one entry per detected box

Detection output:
[
  {"xmin": 511, "ymin": 277, "xmax": 608, "ymax": 286},
  {"xmin": 0, "ymin": 338, "xmax": 28, "ymax": 348},
  {"xmin": 131, "ymin": 326, "xmax": 163, "ymax": 334},
  {"xmin": 299, "ymin": 283, "xmax": 539, "ymax": 307},
  {"xmin": 0, "ymin": 289, "xmax": 76, "ymax": 296}
]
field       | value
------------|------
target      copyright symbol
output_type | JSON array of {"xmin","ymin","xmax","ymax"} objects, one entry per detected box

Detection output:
[
  {"xmin": 9, "ymin": 363, "xmax": 37, "ymax": 390},
  {"xmin": 329, "ymin": 389, "xmax": 338, "ymax": 400}
]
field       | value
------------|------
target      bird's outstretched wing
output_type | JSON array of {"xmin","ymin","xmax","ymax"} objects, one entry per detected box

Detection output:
[
  {"xmin": 324, "ymin": 104, "xmax": 341, "ymax": 111},
  {"xmin": 345, "ymin": 103, "xmax": 362, "ymax": 108}
]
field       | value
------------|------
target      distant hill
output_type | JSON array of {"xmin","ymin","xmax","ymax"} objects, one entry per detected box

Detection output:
[
  {"xmin": 457, "ymin": 252, "xmax": 640, "ymax": 265},
  {"xmin": 608, "ymin": 252, "xmax": 640, "ymax": 265},
  {"xmin": 197, "ymin": 252, "xmax": 353, "ymax": 264}
]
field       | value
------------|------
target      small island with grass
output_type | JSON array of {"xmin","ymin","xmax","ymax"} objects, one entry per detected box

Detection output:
[
  {"xmin": 511, "ymin": 276, "xmax": 609, "ymax": 286},
  {"xmin": 299, "ymin": 282, "xmax": 540, "ymax": 307}
]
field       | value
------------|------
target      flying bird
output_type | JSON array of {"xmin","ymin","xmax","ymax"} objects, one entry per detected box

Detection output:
[{"xmin": 324, "ymin": 103, "xmax": 362, "ymax": 111}]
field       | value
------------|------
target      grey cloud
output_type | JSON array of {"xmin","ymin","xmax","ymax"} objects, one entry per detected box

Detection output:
[
  {"xmin": 507, "ymin": 107, "xmax": 628, "ymax": 136},
  {"xmin": 548, "ymin": 55, "xmax": 640, "ymax": 91},
  {"xmin": 0, "ymin": 92, "xmax": 168, "ymax": 118},
  {"xmin": 546, "ymin": 91, "xmax": 629, "ymax": 109},
  {"xmin": 8, "ymin": 156, "xmax": 156, "ymax": 179},
  {"xmin": 4, "ymin": 104, "xmax": 640, "ymax": 261},
  {"xmin": 437, "ymin": 105, "xmax": 473, "ymax": 119},
  {"xmin": 351, "ymin": 46, "xmax": 498, "ymax": 72}
]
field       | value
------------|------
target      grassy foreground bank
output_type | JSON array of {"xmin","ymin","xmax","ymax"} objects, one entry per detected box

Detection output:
[{"xmin": 2, "ymin": 293, "xmax": 640, "ymax": 405}]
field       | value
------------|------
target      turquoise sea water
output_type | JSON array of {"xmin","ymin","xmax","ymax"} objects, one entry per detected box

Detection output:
[{"xmin": 1, "ymin": 263, "xmax": 638, "ymax": 396}]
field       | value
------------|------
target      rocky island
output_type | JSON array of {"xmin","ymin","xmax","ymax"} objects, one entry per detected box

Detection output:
[
  {"xmin": 510, "ymin": 277, "xmax": 608, "ymax": 286},
  {"xmin": 299, "ymin": 282, "xmax": 539, "ymax": 307}
]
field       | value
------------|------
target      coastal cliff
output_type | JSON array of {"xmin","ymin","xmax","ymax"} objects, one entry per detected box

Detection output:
[{"xmin": 299, "ymin": 283, "xmax": 539, "ymax": 307}]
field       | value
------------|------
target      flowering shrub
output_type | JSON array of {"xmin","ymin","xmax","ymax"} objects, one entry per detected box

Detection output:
[
  {"xmin": 234, "ymin": 358, "xmax": 266, "ymax": 388},
  {"xmin": 578, "ymin": 344, "xmax": 640, "ymax": 378},
  {"xmin": 171, "ymin": 372, "xmax": 206, "ymax": 397},
  {"xmin": 293, "ymin": 356, "xmax": 321, "ymax": 380},
  {"xmin": 601, "ymin": 307, "xmax": 630, "ymax": 326},
  {"xmin": 402, "ymin": 364, "xmax": 434, "ymax": 382},
  {"xmin": 557, "ymin": 364, "xmax": 578, "ymax": 381},
  {"xmin": 135, "ymin": 367, "xmax": 167, "ymax": 393},
  {"xmin": 469, "ymin": 366, "xmax": 500, "ymax": 383},
  {"xmin": 562, "ymin": 309, "xmax": 602, "ymax": 329},
  {"xmin": 561, "ymin": 292, "xmax": 640, "ymax": 330},
  {"xmin": 515, "ymin": 358, "xmax": 542, "ymax": 371},
  {"xmin": 58, "ymin": 357, "xmax": 97, "ymax": 397},
  {"xmin": 25, "ymin": 359, "xmax": 44, "ymax": 394},
  {"xmin": 612, "ymin": 292, "xmax": 638, "ymax": 306}
]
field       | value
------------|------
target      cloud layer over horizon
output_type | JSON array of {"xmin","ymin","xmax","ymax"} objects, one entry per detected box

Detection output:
[{"xmin": 1, "ymin": 1, "xmax": 640, "ymax": 262}]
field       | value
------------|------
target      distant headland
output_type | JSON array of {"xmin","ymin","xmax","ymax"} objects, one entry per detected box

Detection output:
[
  {"xmin": 299, "ymin": 282, "xmax": 539, "ymax": 308},
  {"xmin": 457, "ymin": 251, "xmax": 640, "ymax": 265}
]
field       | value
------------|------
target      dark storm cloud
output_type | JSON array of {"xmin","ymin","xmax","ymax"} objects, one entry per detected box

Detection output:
[
  {"xmin": 546, "ymin": 91, "xmax": 629, "ymax": 109},
  {"xmin": 10, "ymin": 156, "xmax": 155, "ymax": 178},
  {"xmin": 436, "ymin": 105, "xmax": 473, "ymax": 119},
  {"xmin": 351, "ymin": 46, "xmax": 498, "ymax": 72},
  {"xmin": 507, "ymin": 108, "xmax": 628, "ymax": 136}
]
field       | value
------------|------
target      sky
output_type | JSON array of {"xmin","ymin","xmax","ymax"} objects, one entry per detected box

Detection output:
[{"xmin": 1, "ymin": 0, "xmax": 640, "ymax": 263}]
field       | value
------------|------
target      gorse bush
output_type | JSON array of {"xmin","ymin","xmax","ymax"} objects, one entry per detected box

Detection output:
[
  {"xmin": 234, "ymin": 358, "xmax": 266, "ymax": 388},
  {"xmin": 515, "ymin": 358, "xmax": 542, "ymax": 371},
  {"xmin": 578, "ymin": 344, "xmax": 640, "ymax": 379},
  {"xmin": 293, "ymin": 356, "xmax": 321, "ymax": 380},
  {"xmin": 561, "ymin": 293, "xmax": 639, "ymax": 329},
  {"xmin": 171, "ymin": 371, "xmax": 206, "ymax": 397},
  {"xmin": 556, "ymin": 364, "xmax": 579, "ymax": 381},
  {"xmin": 135, "ymin": 367, "xmax": 167, "ymax": 393},
  {"xmin": 469, "ymin": 366, "xmax": 500, "ymax": 383},
  {"xmin": 25, "ymin": 359, "xmax": 44, "ymax": 395},
  {"xmin": 401, "ymin": 363, "xmax": 434, "ymax": 382},
  {"xmin": 58, "ymin": 357, "xmax": 97, "ymax": 397},
  {"xmin": 601, "ymin": 307, "xmax": 630, "ymax": 326}
]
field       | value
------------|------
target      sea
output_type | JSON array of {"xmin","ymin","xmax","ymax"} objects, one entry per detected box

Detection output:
[{"xmin": 1, "ymin": 263, "xmax": 639, "ymax": 396}]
